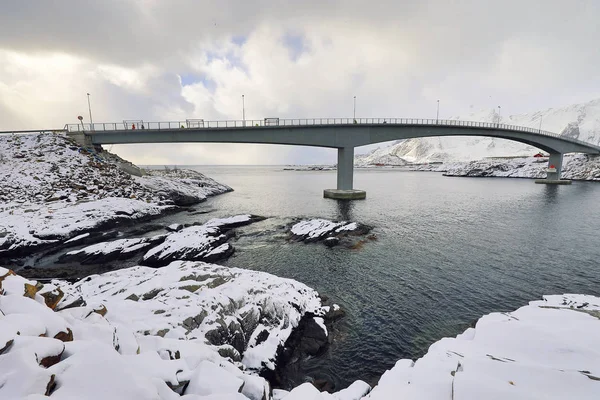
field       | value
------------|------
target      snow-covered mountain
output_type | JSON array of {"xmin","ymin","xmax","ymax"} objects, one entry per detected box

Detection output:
[{"xmin": 356, "ymin": 98, "xmax": 600, "ymax": 166}]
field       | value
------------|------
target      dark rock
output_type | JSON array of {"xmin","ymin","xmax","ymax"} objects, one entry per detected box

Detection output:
[
  {"xmin": 255, "ymin": 329, "xmax": 270, "ymax": 346},
  {"xmin": 323, "ymin": 237, "xmax": 339, "ymax": 247},
  {"xmin": 142, "ymin": 288, "xmax": 162, "ymax": 300},
  {"xmin": 39, "ymin": 344, "xmax": 65, "ymax": 368},
  {"xmin": 125, "ymin": 293, "xmax": 139, "ymax": 302},
  {"xmin": 313, "ymin": 379, "xmax": 335, "ymax": 393},
  {"xmin": 218, "ymin": 346, "xmax": 242, "ymax": 362},
  {"xmin": 54, "ymin": 328, "xmax": 73, "ymax": 342},
  {"xmin": 56, "ymin": 296, "xmax": 86, "ymax": 311}
]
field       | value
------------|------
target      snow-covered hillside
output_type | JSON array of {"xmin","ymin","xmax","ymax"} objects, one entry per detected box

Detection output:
[
  {"xmin": 0, "ymin": 133, "xmax": 231, "ymax": 257},
  {"xmin": 356, "ymin": 98, "xmax": 600, "ymax": 165}
]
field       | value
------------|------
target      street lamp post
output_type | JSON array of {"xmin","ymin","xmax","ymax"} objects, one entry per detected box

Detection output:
[
  {"xmin": 436, "ymin": 100, "xmax": 440, "ymax": 123},
  {"xmin": 242, "ymin": 95, "xmax": 245, "ymax": 126},
  {"xmin": 497, "ymin": 105, "xmax": 501, "ymax": 126},
  {"xmin": 353, "ymin": 96, "xmax": 356, "ymax": 121},
  {"xmin": 87, "ymin": 93, "xmax": 93, "ymax": 130},
  {"xmin": 538, "ymin": 115, "xmax": 543, "ymax": 133}
]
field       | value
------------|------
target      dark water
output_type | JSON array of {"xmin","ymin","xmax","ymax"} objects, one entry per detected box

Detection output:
[{"xmin": 169, "ymin": 166, "xmax": 600, "ymax": 388}]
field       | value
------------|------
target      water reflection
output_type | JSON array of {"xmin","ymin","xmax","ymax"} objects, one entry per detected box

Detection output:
[
  {"xmin": 335, "ymin": 200, "xmax": 354, "ymax": 221},
  {"xmin": 543, "ymin": 184, "xmax": 559, "ymax": 205}
]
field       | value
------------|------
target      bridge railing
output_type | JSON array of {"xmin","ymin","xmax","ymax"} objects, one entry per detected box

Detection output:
[
  {"xmin": 0, "ymin": 129, "xmax": 66, "ymax": 135},
  {"xmin": 63, "ymin": 118, "xmax": 592, "ymax": 148}
]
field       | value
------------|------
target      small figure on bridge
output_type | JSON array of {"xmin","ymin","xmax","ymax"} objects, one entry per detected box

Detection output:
[
  {"xmin": 132, "ymin": 124, "xmax": 136, "ymax": 130},
  {"xmin": 181, "ymin": 125, "xmax": 185, "ymax": 129},
  {"xmin": 141, "ymin": 124, "xmax": 145, "ymax": 129}
]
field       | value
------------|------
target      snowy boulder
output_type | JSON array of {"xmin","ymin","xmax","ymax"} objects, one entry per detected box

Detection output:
[
  {"xmin": 56, "ymin": 260, "xmax": 327, "ymax": 372},
  {"xmin": 141, "ymin": 225, "xmax": 233, "ymax": 266},
  {"xmin": 58, "ymin": 235, "xmax": 166, "ymax": 264},
  {"xmin": 289, "ymin": 219, "xmax": 372, "ymax": 246},
  {"xmin": 142, "ymin": 215, "xmax": 265, "ymax": 267}
]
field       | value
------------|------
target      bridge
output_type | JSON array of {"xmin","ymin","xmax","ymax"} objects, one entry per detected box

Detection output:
[{"xmin": 66, "ymin": 118, "xmax": 600, "ymax": 199}]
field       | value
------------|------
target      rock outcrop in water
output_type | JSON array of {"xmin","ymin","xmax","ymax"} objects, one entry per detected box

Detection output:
[
  {"xmin": 55, "ymin": 215, "xmax": 266, "ymax": 267},
  {"xmin": 289, "ymin": 219, "xmax": 374, "ymax": 248}
]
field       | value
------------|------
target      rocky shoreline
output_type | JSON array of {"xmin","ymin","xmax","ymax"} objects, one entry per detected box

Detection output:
[
  {"xmin": 2, "ymin": 132, "xmax": 599, "ymax": 399},
  {"xmin": 0, "ymin": 132, "xmax": 232, "ymax": 260}
]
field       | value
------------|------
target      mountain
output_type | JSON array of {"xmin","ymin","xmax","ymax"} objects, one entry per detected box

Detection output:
[{"xmin": 355, "ymin": 98, "xmax": 600, "ymax": 166}]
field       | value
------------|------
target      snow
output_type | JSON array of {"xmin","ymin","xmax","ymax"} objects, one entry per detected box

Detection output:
[
  {"xmin": 142, "ymin": 225, "xmax": 227, "ymax": 265},
  {"xmin": 65, "ymin": 237, "xmax": 155, "ymax": 258},
  {"xmin": 0, "ymin": 265, "xmax": 327, "ymax": 399},
  {"xmin": 0, "ymin": 132, "xmax": 231, "ymax": 256},
  {"xmin": 205, "ymin": 215, "xmax": 253, "ymax": 227},
  {"xmin": 441, "ymin": 153, "xmax": 600, "ymax": 180},
  {"xmin": 314, "ymin": 317, "xmax": 327, "ymax": 336},
  {"xmin": 64, "ymin": 232, "xmax": 90, "ymax": 243},
  {"xmin": 291, "ymin": 220, "xmax": 345, "ymax": 239},
  {"xmin": 3, "ymin": 262, "xmax": 600, "ymax": 399},
  {"xmin": 355, "ymin": 98, "xmax": 600, "ymax": 165},
  {"xmin": 361, "ymin": 293, "xmax": 600, "ymax": 400},
  {"xmin": 334, "ymin": 222, "xmax": 358, "ymax": 232},
  {"xmin": 184, "ymin": 360, "xmax": 244, "ymax": 396}
]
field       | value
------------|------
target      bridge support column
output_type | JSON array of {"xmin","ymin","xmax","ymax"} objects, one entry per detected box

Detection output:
[
  {"xmin": 324, "ymin": 147, "xmax": 366, "ymax": 199},
  {"xmin": 535, "ymin": 153, "xmax": 571, "ymax": 185}
]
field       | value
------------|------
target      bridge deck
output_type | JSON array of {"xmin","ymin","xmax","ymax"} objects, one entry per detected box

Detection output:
[{"xmin": 65, "ymin": 118, "xmax": 600, "ymax": 154}]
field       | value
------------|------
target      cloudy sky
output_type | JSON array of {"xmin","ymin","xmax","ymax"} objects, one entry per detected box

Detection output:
[{"xmin": 1, "ymin": 0, "xmax": 598, "ymax": 164}]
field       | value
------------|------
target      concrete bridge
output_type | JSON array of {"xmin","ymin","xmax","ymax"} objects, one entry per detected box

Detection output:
[{"xmin": 66, "ymin": 118, "xmax": 600, "ymax": 199}]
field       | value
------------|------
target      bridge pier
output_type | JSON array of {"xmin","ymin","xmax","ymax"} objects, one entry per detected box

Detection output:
[
  {"xmin": 535, "ymin": 153, "xmax": 571, "ymax": 185},
  {"xmin": 324, "ymin": 147, "xmax": 366, "ymax": 199}
]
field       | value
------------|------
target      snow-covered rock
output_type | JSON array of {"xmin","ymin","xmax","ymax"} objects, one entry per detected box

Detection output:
[
  {"xmin": 290, "ymin": 219, "xmax": 371, "ymax": 245},
  {"xmin": 59, "ymin": 235, "xmax": 167, "ymax": 264},
  {"xmin": 355, "ymin": 98, "xmax": 600, "ymax": 165},
  {"xmin": 360, "ymin": 294, "xmax": 600, "ymax": 400},
  {"xmin": 442, "ymin": 153, "xmax": 600, "ymax": 180},
  {"xmin": 142, "ymin": 215, "xmax": 264, "ymax": 266},
  {"xmin": 0, "ymin": 264, "xmax": 327, "ymax": 399},
  {"xmin": 0, "ymin": 132, "xmax": 231, "ymax": 258},
  {"xmin": 57, "ymin": 260, "xmax": 327, "ymax": 371}
]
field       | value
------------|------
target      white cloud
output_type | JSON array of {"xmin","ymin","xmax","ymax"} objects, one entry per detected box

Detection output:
[{"xmin": 0, "ymin": 0, "xmax": 599, "ymax": 163}]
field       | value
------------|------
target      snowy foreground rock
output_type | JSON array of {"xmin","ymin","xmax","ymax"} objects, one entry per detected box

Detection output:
[
  {"xmin": 0, "ymin": 133, "xmax": 231, "ymax": 257},
  {"xmin": 1, "ymin": 262, "xmax": 599, "ymax": 399},
  {"xmin": 0, "ymin": 263, "xmax": 331, "ymax": 399}
]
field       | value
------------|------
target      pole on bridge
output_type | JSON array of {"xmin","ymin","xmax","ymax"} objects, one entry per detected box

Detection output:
[{"xmin": 87, "ymin": 93, "xmax": 93, "ymax": 129}]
